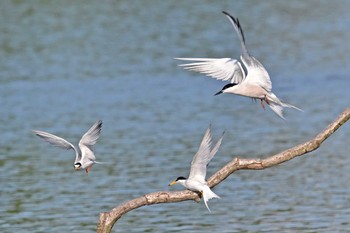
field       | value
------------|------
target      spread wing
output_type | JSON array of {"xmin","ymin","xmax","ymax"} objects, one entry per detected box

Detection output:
[
  {"xmin": 242, "ymin": 56, "xmax": 272, "ymax": 92},
  {"xmin": 78, "ymin": 120, "xmax": 102, "ymax": 162},
  {"xmin": 175, "ymin": 57, "xmax": 245, "ymax": 84},
  {"xmin": 32, "ymin": 130, "xmax": 76, "ymax": 151},
  {"xmin": 188, "ymin": 126, "xmax": 224, "ymax": 183},
  {"xmin": 222, "ymin": 11, "xmax": 272, "ymax": 92},
  {"xmin": 209, "ymin": 131, "xmax": 224, "ymax": 160}
]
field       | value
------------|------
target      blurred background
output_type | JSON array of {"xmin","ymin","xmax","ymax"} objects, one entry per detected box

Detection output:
[{"xmin": 1, "ymin": 0, "xmax": 350, "ymax": 232}]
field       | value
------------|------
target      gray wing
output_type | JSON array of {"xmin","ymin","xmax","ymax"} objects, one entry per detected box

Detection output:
[
  {"xmin": 188, "ymin": 126, "xmax": 224, "ymax": 183},
  {"xmin": 222, "ymin": 11, "xmax": 272, "ymax": 92},
  {"xmin": 78, "ymin": 120, "xmax": 102, "ymax": 162},
  {"xmin": 222, "ymin": 11, "xmax": 249, "ymax": 58},
  {"xmin": 32, "ymin": 130, "xmax": 79, "ymax": 160},
  {"xmin": 175, "ymin": 57, "xmax": 245, "ymax": 84},
  {"xmin": 209, "ymin": 131, "xmax": 224, "ymax": 160},
  {"xmin": 32, "ymin": 130, "xmax": 76, "ymax": 150}
]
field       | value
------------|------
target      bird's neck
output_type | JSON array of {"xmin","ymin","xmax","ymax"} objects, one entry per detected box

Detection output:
[{"xmin": 177, "ymin": 179, "xmax": 187, "ymax": 187}]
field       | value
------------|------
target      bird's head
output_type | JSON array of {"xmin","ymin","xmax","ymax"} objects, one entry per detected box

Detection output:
[
  {"xmin": 214, "ymin": 83, "xmax": 237, "ymax": 96},
  {"xmin": 168, "ymin": 176, "xmax": 187, "ymax": 186},
  {"xmin": 74, "ymin": 162, "xmax": 82, "ymax": 170}
]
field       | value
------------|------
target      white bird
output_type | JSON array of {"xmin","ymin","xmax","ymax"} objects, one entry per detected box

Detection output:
[
  {"xmin": 33, "ymin": 120, "xmax": 103, "ymax": 173},
  {"xmin": 175, "ymin": 11, "xmax": 302, "ymax": 119},
  {"xmin": 169, "ymin": 125, "xmax": 224, "ymax": 212}
]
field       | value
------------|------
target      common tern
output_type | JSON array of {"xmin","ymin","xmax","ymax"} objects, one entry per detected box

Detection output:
[
  {"xmin": 176, "ymin": 11, "xmax": 302, "ymax": 119},
  {"xmin": 169, "ymin": 126, "xmax": 224, "ymax": 212},
  {"xmin": 33, "ymin": 120, "xmax": 103, "ymax": 173}
]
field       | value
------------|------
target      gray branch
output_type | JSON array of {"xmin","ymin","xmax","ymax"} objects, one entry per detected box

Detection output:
[{"xmin": 97, "ymin": 108, "xmax": 350, "ymax": 233}]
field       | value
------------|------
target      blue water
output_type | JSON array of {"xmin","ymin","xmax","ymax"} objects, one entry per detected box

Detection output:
[{"xmin": 1, "ymin": 0, "xmax": 350, "ymax": 232}]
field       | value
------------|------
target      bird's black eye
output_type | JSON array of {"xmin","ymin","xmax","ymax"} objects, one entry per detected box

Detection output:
[
  {"xmin": 74, "ymin": 162, "xmax": 82, "ymax": 167},
  {"xmin": 176, "ymin": 176, "xmax": 186, "ymax": 181},
  {"xmin": 222, "ymin": 83, "xmax": 237, "ymax": 90}
]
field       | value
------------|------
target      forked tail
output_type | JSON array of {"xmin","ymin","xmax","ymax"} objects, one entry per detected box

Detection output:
[
  {"xmin": 94, "ymin": 160, "xmax": 107, "ymax": 164},
  {"xmin": 202, "ymin": 186, "xmax": 220, "ymax": 213},
  {"xmin": 267, "ymin": 93, "xmax": 303, "ymax": 120}
]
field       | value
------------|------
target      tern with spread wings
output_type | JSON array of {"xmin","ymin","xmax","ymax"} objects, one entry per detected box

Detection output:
[
  {"xmin": 169, "ymin": 126, "xmax": 224, "ymax": 212},
  {"xmin": 33, "ymin": 120, "xmax": 103, "ymax": 173},
  {"xmin": 176, "ymin": 11, "xmax": 302, "ymax": 119}
]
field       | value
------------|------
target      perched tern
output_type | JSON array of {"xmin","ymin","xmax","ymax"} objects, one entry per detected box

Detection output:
[
  {"xmin": 169, "ymin": 126, "xmax": 224, "ymax": 212},
  {"xmin": 33, "ymin": 120, "xmax": 103, "ymax": 173},
  {"xmin": 176, "ymin": 11, "xmax": 302, "ymax": 119}
]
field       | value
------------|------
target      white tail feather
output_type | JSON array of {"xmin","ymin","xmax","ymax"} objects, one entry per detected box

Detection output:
[
  {"xmin": 268, "ymin": 102, "xmax": 285, "ymax": 120},
  {"xmin": 202, "ymin": 186, "xmax": 220, "ymax": 213},
  {"xmin": 280, "ymin": 102, "xmax": 303, "ymax": 112},
  {"xmin": 267, "ymin": 93, "xmax": 303, "ymax": 119},
  {"xmin": 93, "ymin": 161, "xmax": 106, "ymax": 164}
]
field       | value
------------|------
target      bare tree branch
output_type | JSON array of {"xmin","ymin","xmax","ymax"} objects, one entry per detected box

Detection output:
[{"xmin": 97, "ymin": 108, "xmax": 350, "ymax": 233}]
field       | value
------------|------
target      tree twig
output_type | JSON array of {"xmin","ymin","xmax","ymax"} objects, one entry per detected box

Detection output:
[{"xmin": 97, "ymin": 108, "xmax": 350, "ymax": 233}]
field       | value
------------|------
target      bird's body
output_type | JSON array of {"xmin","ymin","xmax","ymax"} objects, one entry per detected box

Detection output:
[
  {"xmin": 33, "ymin": 120, "xmax": 103, "ymax": 173},
  {"xmin": 175, "ymin": 178, "xmax": 220, "ymax": 212},
  {"xmin": 169, "ymin": 126, "xmax": 224, "ymax": 212},
  {"xmin": 176, "ymin": 11, "xmax": 302, "ymax": 119},
  {"xmin": 227, "ymin": 82, "xmax": 268, "ymax": 99}
]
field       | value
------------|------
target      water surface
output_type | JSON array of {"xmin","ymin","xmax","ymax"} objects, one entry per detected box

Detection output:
[{"xmin": 1, "ymin": 1, "xmax": 350, "ymax": 232}]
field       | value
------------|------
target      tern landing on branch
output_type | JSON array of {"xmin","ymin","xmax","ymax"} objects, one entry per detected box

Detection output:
[
  {"xmin": 176, "ymin": 11, "xmax": 302, "ymax": 119},
  {"xmin": 169, "ymin": 125, "xmax": 224, "ymax": 212},
  {"xmin": 33, "ymin": 120, "xmax": 103, "ymax": 173}
]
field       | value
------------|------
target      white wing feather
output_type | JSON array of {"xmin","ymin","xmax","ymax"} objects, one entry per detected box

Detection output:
[
  {"xmin": 175, "ymin": 57, "xmax": 245, "ymax": 84},
  {"xmin": 209, "ymin": 131, "xmax": 224, "ymax": 159},
  {"xmin": 78, "ymin": 120, "xmax": 102, "ymax": 162},
  {"xmin": 188, "ymin": 126, "xmax": 223, "ymax": 183},
  {"xmin": 242, "ymin": 56, "xmax": 272, "ymax": 92},
  {"xmin": 32, "ymin": 130, "xmax": 76, "ymax": 151},
  {"xmin": 222, "ymin": 11, "xmax": 272, "ymax": 92}
]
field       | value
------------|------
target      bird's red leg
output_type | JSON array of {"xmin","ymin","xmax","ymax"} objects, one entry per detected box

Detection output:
[
  {"xmin": 264, "ymin": 95, "xmax": 270, "ymax": 105},
  {"xmin": 86, "ymin": 166, "xmax": 92, "ymax": 174},
  {"xmin": 260, "ymin": 99, "xmax": 265, "ymax": 109}
]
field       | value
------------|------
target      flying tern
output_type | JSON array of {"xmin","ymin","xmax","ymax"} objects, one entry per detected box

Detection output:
[
  {"xmin": 33, "ymin": 120, "xmax": 103, "ymax": 173},
  {"xmin": 176, "ymin": 11, "xmax": 302, "ymax": 119},
  {"xmin": 169, "ymin": 125, "xmax": 224, "ymax": 212}
]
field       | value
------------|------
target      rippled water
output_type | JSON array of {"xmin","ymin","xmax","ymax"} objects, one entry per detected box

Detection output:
[{"xmin": 1, "ymin": 0, "xmax": 350, "ymax": 232}]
